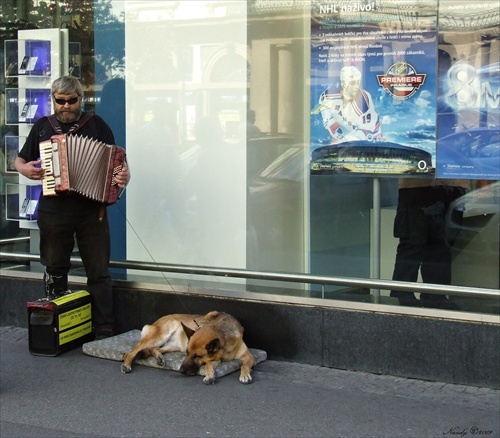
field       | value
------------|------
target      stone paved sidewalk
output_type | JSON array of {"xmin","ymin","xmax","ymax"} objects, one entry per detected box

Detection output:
[{"xmin": 1, "ymin": 326, "xmax": 499, "ymax": 438}]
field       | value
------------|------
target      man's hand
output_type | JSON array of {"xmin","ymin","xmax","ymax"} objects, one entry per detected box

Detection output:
[
  {"xmin": 15, "ymin": 158, "xmax": 45, "ymax": 180},
  {"xmin": 115, "ymin": 163, "xmax": 130, "ymax": 188}
]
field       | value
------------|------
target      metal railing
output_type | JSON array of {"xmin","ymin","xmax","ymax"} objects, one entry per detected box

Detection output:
[
  {"xmin": 0, "ymin": 237, "xmax": 31, "ymax": 245},
  {"xmin": 1, "ymin": 251, "xmax": 499, "ymax": 300}
]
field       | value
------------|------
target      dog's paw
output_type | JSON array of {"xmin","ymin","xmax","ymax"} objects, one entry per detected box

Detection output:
[
  {"xmin": 121, "ymin": 363, "xmax": 132, "ymax": 374},
  {"xmin": 155, "ymin": 354, "xmax": 165, "ymax": 367},
  {"xmin": 239, "ymin": 374, "xmax": 253, "ymax": 384},
  {"xmin": 203, "ymin": 375, "xmax": 216, "ymax": 385}
]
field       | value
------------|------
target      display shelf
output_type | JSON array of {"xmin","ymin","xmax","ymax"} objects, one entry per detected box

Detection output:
[
  {"xmin": 4, "ymin": 136, "xmax": 26, "ymax": 173},
  {"xmin": 5, "ymin": 183, "xmax": 42, "ymax": 221},
  {"xmin": 4, "ymin": 40, "xmax": 19, "ymax": 77},
  {"xmin": 5, "ymin": 28, "xmax": 69, "ymax": 233},
  {"xmin": 4, "ymin": 88, "xmax": 19, "ymax": 125},
  {"xmin": 5, "ymin": 87, "xmax": 52, "ymax": 125},
  {"xmin": 4, "ymin": 39, "xmax": 53, "ymax": 77},
  {"xmin": 20, "ymin": 39, "xmax": 51, "ymax": 76},
  {"xmin": 68, "ymin": 42, "xmax": 82, "ymax": 78}
]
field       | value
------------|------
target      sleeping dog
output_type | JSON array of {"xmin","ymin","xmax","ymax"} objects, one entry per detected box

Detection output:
[{"xmin": 121, "ymin": 311, "xmax": 256, "ymax": 384}]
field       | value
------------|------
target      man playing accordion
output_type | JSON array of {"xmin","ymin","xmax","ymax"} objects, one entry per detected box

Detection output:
[{"xmin": 15, "ymin": 75, "xmax": 130, "ymax": 340}]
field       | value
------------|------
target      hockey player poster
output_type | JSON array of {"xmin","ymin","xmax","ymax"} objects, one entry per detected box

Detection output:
[
  {"xmin": 310, "ymin": 0, "xmax": 438, "ymax": 176},
  {"xmin": 436, "ymin": 0, "xmax": 500, "ymax": 180}
]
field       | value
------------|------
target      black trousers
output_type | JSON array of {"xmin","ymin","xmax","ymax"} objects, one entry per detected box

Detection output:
[
  {"xmin": 37, "ymin": 209, "xmax": 114, "ymax": 326},
  {"xmin": 391, "ymin": 186, "xmax": 466, "ymax": 301}
]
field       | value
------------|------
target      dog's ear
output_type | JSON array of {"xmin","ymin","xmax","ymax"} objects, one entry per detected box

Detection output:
[
  {"xmin": 205, "ymin": 338, "xmax": 220, "ymax": 355},
  {"xmin": 181, "ymin": 322, "xmax": 196, "ymax": 339}
]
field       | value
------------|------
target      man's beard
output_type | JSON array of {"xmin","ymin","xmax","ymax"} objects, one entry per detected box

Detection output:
[{"xmin": 55, "ymin": 107, "xmax": 82, "ymax": 124}]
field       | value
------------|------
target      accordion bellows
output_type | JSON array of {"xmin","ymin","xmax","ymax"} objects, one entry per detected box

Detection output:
[{"xmin": 40, "ymin": 134, "xmax": 126, "ymax": 205}]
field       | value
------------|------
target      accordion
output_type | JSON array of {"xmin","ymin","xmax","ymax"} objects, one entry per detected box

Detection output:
[{"xmin": 40, "ymin": 134, "xmax": 126, "ymax": 205}]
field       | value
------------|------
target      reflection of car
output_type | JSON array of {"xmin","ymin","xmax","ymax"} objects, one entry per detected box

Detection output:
[
  {"xmin": 445, "ymin": 181, "xmax": 500, "ymax": 253},
  {"xmin": 247, "ymin": 139, "xmax": 306, "ymax": 272},
  {"xmin": 437, "ymin": 128, "xmax": 500, "ymax": 178},
  {"xmin": 310, "ymin": 140, "xmax": 433, "ymax": 175}
]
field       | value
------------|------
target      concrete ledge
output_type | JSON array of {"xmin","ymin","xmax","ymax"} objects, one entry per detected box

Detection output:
[{"xmin": 1, "ymin": 275, "xmax": 498, "ymax": 388}]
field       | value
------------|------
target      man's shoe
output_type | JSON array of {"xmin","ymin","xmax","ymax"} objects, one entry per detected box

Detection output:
[
  {"xmin": 421, "ymin": 297, "xmax": 460, "ymax": 311},
  {"xmin": 391, "ymin": 291, "xmax": 422, "ymax": 307},
  {"xmin": 47, "ymin": 289, "xmax": 70, "ymax": 300},
  {"xmin": 398, "ymin": 296, "xmax": 423, "ymax": 307},
  {"xmin": 95, "ymin": 324, "xmax": 114, "ymax": 340}
]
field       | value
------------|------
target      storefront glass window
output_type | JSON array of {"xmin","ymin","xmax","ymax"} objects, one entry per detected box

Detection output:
[{"xmin": 0, "ymin": 1, "xmax": 498, "ymax": 317}]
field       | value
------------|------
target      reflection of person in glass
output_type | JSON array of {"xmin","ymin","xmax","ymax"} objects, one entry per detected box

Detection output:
[
  {"xmin": 313, "ymin": 66, "xmax": 382, "ymax": 143},
  {"xmin": 390, "ymin": 178, "xmax": 469, "ymax": 309},
  {"xmin": 246, "ymin": 109, "xmax": 262, "ymax": 137}
]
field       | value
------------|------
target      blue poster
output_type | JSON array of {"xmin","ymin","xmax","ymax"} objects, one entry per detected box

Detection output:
[
  {"xmin": 310, "ymin": 1, "xmax": 438, "ymax": 176},
  {"xmin": 436, "ymin": 1, "xmax": 500, "ymax": 180}
]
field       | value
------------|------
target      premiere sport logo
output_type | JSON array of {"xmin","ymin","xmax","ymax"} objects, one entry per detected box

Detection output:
[{"xmin": 377, "ymin": 61, "xmax": 426, "ymax": 100}]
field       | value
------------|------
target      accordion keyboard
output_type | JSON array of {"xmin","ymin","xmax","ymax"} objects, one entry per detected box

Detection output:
[{"xmin": 40, "ymin": 140, "xmax": 57, "ymax": 195}]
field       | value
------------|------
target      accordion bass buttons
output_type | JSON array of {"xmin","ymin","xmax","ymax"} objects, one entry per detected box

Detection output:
[{"xmin": 111, "ymin": 164, "xmax": 123, "ymax": 186}]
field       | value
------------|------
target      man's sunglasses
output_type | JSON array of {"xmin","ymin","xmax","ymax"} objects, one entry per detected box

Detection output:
[{"xmin": 53, "ymin": 96, "xmax": 79, "ymax": 105}]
